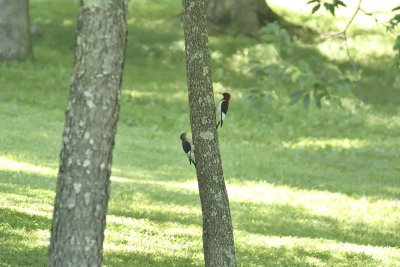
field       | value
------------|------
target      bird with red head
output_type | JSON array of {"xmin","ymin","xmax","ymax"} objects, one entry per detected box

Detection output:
[{"xmin": 216, "ymin": 92, "xmax": 231, "ymax": 129}]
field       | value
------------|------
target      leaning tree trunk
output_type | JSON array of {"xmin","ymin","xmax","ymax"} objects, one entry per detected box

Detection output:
[
  {"xmin": 47, "ymin": 0, "xmax": 128, "ymax": 266},
  {"xmin": 182, "ymin": 1, "xmax": 236, "ymax": 266},
  {"xmin": 206, "ymin": 0, "xmax": 280, "ymax": 35},
  {"xmin": 0, "ymin": 0, "xmax": 32, "ymax": 61}
]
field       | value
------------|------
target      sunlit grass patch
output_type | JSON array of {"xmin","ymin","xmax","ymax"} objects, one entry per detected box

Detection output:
[
  {"xmin": 104, "ymin": 216, "xmax": 203, "ymax": 266},
  {"xmin": 281, "ymin": 137, "xmax": 367, "ymax": 150},
  {"xmin": 0, "ymin": 156, "xmax": 56, "ymax": 176},
  {"xmin": 235, "ymin": 231, "xmax": 399, "ymax": 267}
]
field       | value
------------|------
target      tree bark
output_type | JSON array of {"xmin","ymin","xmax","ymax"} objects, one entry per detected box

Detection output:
[
  {"xmin": 207, "ymin": 0, "xmax": 280, "ymax": 35},
  {"xmin": 0, "ymin": 0, "xmax": 32, "ymax": 61},
  {"xmin": 47, "ymin": 0, "xmax": 127, "ymax": 266},
  {"xmin": 182, "ymin": 1, "xmax": 237, "ymax": 266}
]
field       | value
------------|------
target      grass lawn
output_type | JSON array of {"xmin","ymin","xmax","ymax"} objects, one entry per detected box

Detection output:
[{"xmin": 0, "ymin": 0, "xmax": 399, "ymax": 266}]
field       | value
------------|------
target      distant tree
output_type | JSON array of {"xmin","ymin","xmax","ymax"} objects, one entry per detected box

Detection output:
[
  {"xmin": 207, "ymin": 0, "xmax": 281, "ymax": 34},
  {"xmin": 0, "ymin": 0, "xmax": 32, "ymax": 61},
  {"xmin": 182, "ymin": 0, "xmax": 237, "ymax": 266},
  {"xmin": 47, "ymin": 0, "xmax": 128, "ymax": 266}
]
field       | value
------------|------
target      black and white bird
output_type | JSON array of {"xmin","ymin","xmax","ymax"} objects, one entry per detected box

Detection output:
[
  {"xmin": 180, "ymin": 132, "xmax": 196, "ymax": 167},
  {"xmin": 216, "ymin": 92, "xmax": 231, "ymax": 129}
]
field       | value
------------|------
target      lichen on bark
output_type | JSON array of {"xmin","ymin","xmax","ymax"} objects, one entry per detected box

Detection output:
[
  {"xmin": 182, "ymin": 0, "xmax": 237, "ymax": 266},
  {"xmin": 47, "ymin": 0, "xmax": 128, "ymax": 266}
]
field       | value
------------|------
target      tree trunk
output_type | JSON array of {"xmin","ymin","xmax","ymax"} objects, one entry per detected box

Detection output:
[
  {"xmin": 207, "ymin": 0, "xmax": 280, "ymax": 35},
  {"xmin": 47, "ymin": 0, "xmax": 128, "ymax": 266},
  {"xmin": 182, "ymin": 1, "xmax": 237, "ymax": 266},
  {"xmin": 0, "ymin": 0, "xmax": 32, "ymax": 61}
]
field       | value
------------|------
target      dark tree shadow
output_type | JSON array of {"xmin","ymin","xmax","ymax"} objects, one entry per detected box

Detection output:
[
  {"xmin": 232, "ymin": 202, "xmax": 400, "ymax": 248},
  {"xmin": 104, "ymin": 250, "xmax": 202, "ymax": 267},
  {"xmin": 0, "ymin": 209, "xmax": 50, "ymax": 266}
]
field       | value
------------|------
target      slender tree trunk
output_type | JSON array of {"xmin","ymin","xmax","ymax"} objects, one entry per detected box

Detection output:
[
  {"xmin": 0, "ymin": 0, "xmax": 32, "ymax": 61},
  {"xmin": 182, "ymin": 1, "xmax": 237, "ymax": 266},
  {"xmin": 47, "ymin": 0, "xmax": 128, "ymax": 266}
]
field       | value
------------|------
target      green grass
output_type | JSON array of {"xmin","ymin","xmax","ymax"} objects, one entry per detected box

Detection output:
[{"xmin": 1, "ymin": 0, "xmax": 400, "ymax": 266}]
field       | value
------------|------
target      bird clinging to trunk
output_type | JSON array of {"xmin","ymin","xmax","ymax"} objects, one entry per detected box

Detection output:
[
  {"xmin": 180, "ymin": 132, "xmax": 196, "ymax": 167},
  {"xmin": 216, "ymin": 92, "xmax": 231, "ymax": 129}
]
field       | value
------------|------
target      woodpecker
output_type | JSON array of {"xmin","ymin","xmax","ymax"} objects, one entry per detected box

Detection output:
[
  {"xmin": 180, "ymin": 132, "xmax": 196, "ymax": 167},
  {"xmin": 216, "ymin": 92, "xmax": 231, "ymax": 129}
]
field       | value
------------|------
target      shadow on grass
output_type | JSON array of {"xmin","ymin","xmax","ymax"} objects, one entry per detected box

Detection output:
[
  {"xmin": 109, "ymin": 180, "xmax": 202, "ymax": 226},
  {"xmin": 108, "ymin": 177, "xmax": 399, "ymax": 248},
  {"xmin": 0, "ymin": 170, "xmax": 55, "ymax": 192},
  {"xmin": 104, "ymin": 250, "xmax": 201, "ymax": 267},
  {"xmin": 0, "ymin": 208, "xmax": 51, "ymax": 231},
  {"xmin": 237, "ymin": 244, "xmax": 381, "ymax": 267},
  {"xmin": 2, "ymin": 165, "xmax": 398, "ymax": 248},
  {"xmin": 0, "ymin": 230, "xmax": 47, "ymax": 267},
  {"xmin": 0, "ymin": 209, "xmax": 49, "ymax": 266},
  {"xmin": 233, "ymin": 202, "xmax": 399, "ymax": 248},
  {"xmin": 224, "ymin": 144, "xmax": 400, "ymax": 201}
]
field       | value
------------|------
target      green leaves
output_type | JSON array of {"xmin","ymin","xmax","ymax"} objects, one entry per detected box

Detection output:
[
  {"xmin": 312, "ymin": 4, "xmax": 321, "ymax": 14},
  {"xmin": 307, "ymin": 0, "xmax": 347, "ymax": 16},
  {"xmin": 303, "ymin": 93, "xmax": 310, "ymax": 109},
  {"xmin": 289, "ymin": 90, "xmax": 305, "ymax": 106},
  {"xmin": 335, "ymin": 0, "xmax": 347, "ymax": 8},
  {"xmin": 247, "ymin": 23, "xmax": 354, "ymax": 110},
  {"xmin": 394, "ymin": 36, "xmax": 400, "ymax": 51},
  {"xmin": 386, "ymin": 5, "xmax": 400, "ymax": 31},
  {"xmin": 388, "ymin": 14, "xmax": 400, "ymax": 30},
  {"xmin": 324, "ymin": 2, "xmax": 336, "ymax": 16},
  {"xmin": 289, "ymin": 87, "xmax": 329, "ymax": 109},
  {"xmin": 388, "ymin": 7, "xmax": 400, "ymax": 66}
]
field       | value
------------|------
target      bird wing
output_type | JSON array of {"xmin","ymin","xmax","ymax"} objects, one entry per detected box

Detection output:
[
  {"xmin": 182, "ymin": 140, "xmax": 191, "ymax": 154},
  {"xmin": 221, "ymin": 100, "xmax": 229, "ymax": 116}
]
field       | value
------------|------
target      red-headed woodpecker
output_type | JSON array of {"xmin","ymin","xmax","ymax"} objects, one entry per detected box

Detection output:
[
  {"xmin": 216, "ymin": 92, "xmax": 231, "ymax": 129},
  {"xmin": 180, "ymin": 132, "xmax": 196, "ymax": 167}
]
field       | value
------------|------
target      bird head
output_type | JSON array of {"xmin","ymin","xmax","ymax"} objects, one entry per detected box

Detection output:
[
  {"xmin": 180, "ymin": 132, "xmax": 187, "ymax": 141},
  {"xmin": 219, "ymin": 92, "xmax": 231, "ymax": 101}
]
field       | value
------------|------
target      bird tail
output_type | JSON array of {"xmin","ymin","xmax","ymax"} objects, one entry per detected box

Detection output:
[{"xmin": 216, "ymin": 121, "xmax": 220, "ymax": 129}]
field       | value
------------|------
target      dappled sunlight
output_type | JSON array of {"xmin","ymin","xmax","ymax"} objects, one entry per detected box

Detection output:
[
  {"xmin": 268, "ymin": 0, "xmax": 397, "ymax": 25},
  {"xmin": 105, "ymin": 206, "xmax": 400, "ymax": 265},
  {"xmin": 1, "ymin": 225, "xmax": 49, "ymax": 248},
  {"xmin": 62, "ymin": 19, "xmax": 73, "ymax": 26},
  {"xmin": 228, "ymin": 44, "xmax": 280, "ymax": 74},
  {"xmin": 105, "ymin": 210, "xmax": 399, "ymax": 266},
  {"xmin": 281, "ymin": 137, "xmax": 366, "ymax": 150},
  {"xmin": 128, "ymin": 18, "xmax": 172, "ymax": 29},
  {"xmin": 0, "ymin": 215, "xmax": 49, "ymax": 266},
  {"xmin": 366, "ymin": 112, "xmax": 400, "ymax": 129},
  {"xmin": 122, "ymin": 88, "xmax": 188, "ymax": 100},
  {"xmin": 317, "ymin": 35, "xmax": 396, "ymax": 62},
  {"xmin": 0, "ymin": 156, "xmax": 56, "ymax": 176},
  {"xmin": 104, "ymin": 215, "xmax": 203, "ymax": 265},
  {"xmin": 228, "ymin": 181, "xmax": 399, "ymax": 238},
  {"xmin": 112, "ymin": 175, "xmax": 197, "ymax": 192},
  {"xmin": 1, "ymin": 160, "xmax": 397, "ymax": 248},
  {"xmin": 1, "ymin": 189, "xmax": 54, "ymax": 218},
  {"xmin": 267, "ymin": 0, "xmax": 398, "ymax": 65},
  {"xmin": 236, "ymin": 230, "xmax": 400, "ymax": 264},
  {"xmin": 1, "ymin": 162, "xmax": 399, "ymax": 265},
  {"xmin": 1, "ymin": 155, "xmax": 397, "ymax": 234}
]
